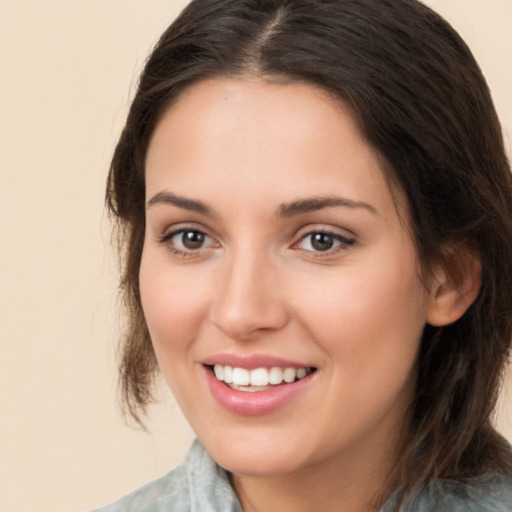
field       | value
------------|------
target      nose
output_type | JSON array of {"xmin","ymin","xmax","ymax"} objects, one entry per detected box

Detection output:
[{"xmin": 209, "ymin": 250, "xmax": 289, "ymax": 341}]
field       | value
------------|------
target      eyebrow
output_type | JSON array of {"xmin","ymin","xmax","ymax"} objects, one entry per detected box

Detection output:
[
  {"xmin": 277, "ymin": 196, "xmax": 378, "ymax": 217},
  {"xmin": 146, "ymin": 191, "xmax": 213, "ymax": 216},
  {"xmin": 146, "ymin": 191, "xmax": 378, "ymax": 218}
]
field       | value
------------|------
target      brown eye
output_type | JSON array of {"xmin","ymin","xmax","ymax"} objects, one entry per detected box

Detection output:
[
  {"xmin": 160, "ymin": 229, "xmax": 216, "ymax": 253},
  {"xmin": 297, "ymin": 231, "xmax": 355, "ymax": 254},
  {"xmin": 311, "ymin": 233, "xmax": 335, "ymax": 251},
  {"xmin": 181, "ymin": 230, "xmax": 206, "ymax": 249}
]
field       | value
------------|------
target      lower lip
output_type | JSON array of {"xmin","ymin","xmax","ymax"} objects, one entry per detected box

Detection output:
[{"xmin": 204, "ymin": 366, "xmax": 314, "ymax": 416}]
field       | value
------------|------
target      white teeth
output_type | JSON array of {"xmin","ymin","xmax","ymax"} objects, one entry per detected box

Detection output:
[
  {"xmin": 296, "ymin": 368, "xmax": 307, "ymax": 379},
  {"xmin": 283, "ymin": 367, "xmax": 296, "ymax": 383},
  {"xmin": 223, "ymin": 365, "xmax": 233, "ymax": 384},
  {"xmin": 213, "ymin": 364, "xmax": 224, "ymax": 380},
  {"xmin": 232, "ymin": 367, "xmax": 250, "ymax": 386},
  {"xmin": 211, "ymin": 364, "xmax": 312, "ymax": 389},
  {"xmin": 250, "ymin": 368, "xmax": 269, "ymax": 387},
  {"xmin": 268, "ymin": 367, "xmax": 283, "ymax": 385},
  {"xmin": 230, "ymin": 384, "xmax": 273, "ymax": 392}
]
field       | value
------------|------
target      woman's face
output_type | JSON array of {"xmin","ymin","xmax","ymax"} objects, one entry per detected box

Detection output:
[{"xmin": 141, "ymin": 78, "xmax": 437, "ymax": 478}]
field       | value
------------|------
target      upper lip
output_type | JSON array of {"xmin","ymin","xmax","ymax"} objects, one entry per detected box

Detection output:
[{"xmin": 202, "ymin": 353, "xmax": 316, "ymax": 370}]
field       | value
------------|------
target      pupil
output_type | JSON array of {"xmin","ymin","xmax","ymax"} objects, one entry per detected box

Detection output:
[
  {"xmin": 182, "ymin": 231, "xmax": 205, "ymax": 249},
  {"xmin": 311, "ymin": 233, "xmax": 333, "ymax": 251}
]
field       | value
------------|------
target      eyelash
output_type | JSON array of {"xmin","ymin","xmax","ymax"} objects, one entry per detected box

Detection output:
[
  {"xmin": 158, "ymin": 228, "xmax": 217, "ymax": 259},
  {"xmin": 157, "ymin": 227, "xmax": 355, "ymax": 258},
  {"xmin": 295, "ymin": 230, "xmax": 355, "ymax": 256}
]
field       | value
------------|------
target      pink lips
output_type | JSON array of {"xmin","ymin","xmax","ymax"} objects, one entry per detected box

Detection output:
[
  {"xmin": 202, "ymin": 353, "xmax": 312, "ymax": 370},
  {"xmin": 202, "ymin": 354, "xmax": 316, "ymax": 416}
]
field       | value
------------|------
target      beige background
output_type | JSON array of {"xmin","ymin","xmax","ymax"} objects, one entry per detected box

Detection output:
[{"xmin": 0, "ymin": 1, "xmax": 511, "ymax": 511}]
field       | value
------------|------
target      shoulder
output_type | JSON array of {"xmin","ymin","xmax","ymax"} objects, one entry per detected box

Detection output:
[
  {"xmin": 89, "ymin": 467, "xmax": 187, "ymax": 512},
  {"xmin": 88, "ymin": 439, "xmax": 242, "ymax": 512},
  {"xmin": 407, "ymin": 474, "xmax": 512, "ymax": 512}
]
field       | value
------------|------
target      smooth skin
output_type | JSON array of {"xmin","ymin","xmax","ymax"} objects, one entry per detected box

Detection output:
[{"xmin": 140, "ymin": 78, "xmax": 479, "ymax": 512}]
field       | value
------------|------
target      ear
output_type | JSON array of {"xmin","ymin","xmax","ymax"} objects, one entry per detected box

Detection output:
[{"xmin": 426, "ymin": 245, "xmax": 481, "ymax": 327}]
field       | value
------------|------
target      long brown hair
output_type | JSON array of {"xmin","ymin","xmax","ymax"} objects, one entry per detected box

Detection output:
[{"xmin": 107, "ymin": 0, "xmax": 512, "ymax": 506}]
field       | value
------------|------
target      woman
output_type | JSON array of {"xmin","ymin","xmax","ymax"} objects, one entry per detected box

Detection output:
[{"xmin": 96, "ymin": 0, "xmax": 512, "ymax": 510}]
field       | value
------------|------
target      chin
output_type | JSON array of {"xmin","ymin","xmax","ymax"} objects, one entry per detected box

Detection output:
[{"xmin": 202, "ymin": 432, "xmax": 313, "ymax": 477}]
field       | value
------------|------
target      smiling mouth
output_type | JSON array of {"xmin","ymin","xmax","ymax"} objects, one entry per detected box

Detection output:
[{"xmin": 208, "ymin": 364, "xmax": 316, "ymax": 392}]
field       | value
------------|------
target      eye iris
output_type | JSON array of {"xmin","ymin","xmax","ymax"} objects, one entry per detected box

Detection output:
[
  {"xmin": 182, "ymin": 231, "xmax": 205, "ymax": 249},
  {"xmin": 311, "ymin": 233, "xmax": 334, "ymax": 251}
]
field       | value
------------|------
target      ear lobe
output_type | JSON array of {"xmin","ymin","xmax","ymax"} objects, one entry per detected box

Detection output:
[{"xmin": 426, "ymin": 247, "xmax": 481, "ymax": 327}]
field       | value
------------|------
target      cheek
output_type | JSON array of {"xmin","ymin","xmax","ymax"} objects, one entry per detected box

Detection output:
[
  {"xmin": 290, "ymin": 250, "xmax": 428, "ymax": 386},
  {"xmin": 139, "ymin": 251, "xmax": 210, "ymax": 365}
]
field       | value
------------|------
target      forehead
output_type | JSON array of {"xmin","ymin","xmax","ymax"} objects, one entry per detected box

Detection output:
[{"xmin": 145, "ymin": 78, "xmax": 401, "ymax": 219}]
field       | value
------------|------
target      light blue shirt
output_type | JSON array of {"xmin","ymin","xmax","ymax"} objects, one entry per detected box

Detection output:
[{"xmin": 91, "ymin": 439, "xmax": 512, "ymax": 511}]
